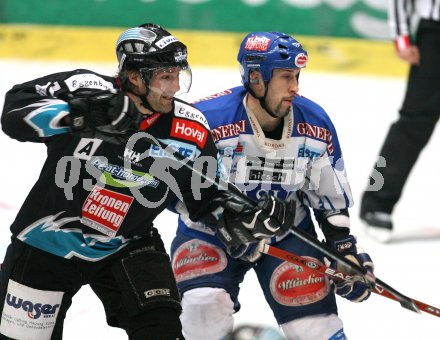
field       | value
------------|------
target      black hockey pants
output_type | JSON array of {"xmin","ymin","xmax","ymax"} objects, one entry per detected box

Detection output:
[{"xmin": 0, "ymin": 233, "xmax": 184, "ymax": 340}]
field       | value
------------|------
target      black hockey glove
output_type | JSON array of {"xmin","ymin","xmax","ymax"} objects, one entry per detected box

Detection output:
[
  {"xmin": 68, "ymin": 90, "xmax": 142, "ymax": 144},
  {"xmin": 320, "ymin": 210, "xmax": 375, "ymax": 303},
  {"xmin": 226, "ymin": 239, "xmax": 266, "ymax": 263},
  {"xmin": 216, "ymin": 191, "xmax": 296, "ymax": 257}
]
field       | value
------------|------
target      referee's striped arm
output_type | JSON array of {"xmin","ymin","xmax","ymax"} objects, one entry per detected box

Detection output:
[{"xmin": 388, "ymin": 0, "xmax": 440, "ymax": 50}]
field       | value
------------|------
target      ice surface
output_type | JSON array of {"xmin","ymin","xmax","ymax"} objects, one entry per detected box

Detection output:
[{"xmin": 0, "ymin": 60, "xmax": 439, "ymax": 339}]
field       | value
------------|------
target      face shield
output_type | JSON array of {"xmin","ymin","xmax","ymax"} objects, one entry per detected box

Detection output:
[{"xmin": 140, "ymin": 64, "xmax": 192, "ymax": 97}]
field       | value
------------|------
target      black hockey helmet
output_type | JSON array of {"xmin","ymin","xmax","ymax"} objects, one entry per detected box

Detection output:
[{"xmin": 116, "ymin": 23, "xmax": 191, "ymax": 94}]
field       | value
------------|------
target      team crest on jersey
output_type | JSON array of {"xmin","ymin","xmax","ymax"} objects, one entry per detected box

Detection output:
[
  {"xmin": 270, "ymin": 257, "xmax": 330, "ymax": 306},
  {"xmin": 172, "ymin": 239, "xmax": 227, "ymax": 282}
]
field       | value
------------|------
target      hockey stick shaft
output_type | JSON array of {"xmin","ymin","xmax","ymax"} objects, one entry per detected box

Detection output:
[
  {"xmin": 262, "ymin": 244, "xmax": 440, "ymax": 318},
  {"xmin": 278, "ymin": 219, "xmax": 419, "ymax": 313},
  {"xmin": 141, "ymin": 135, "xmax": 420, "ymax": 313}
]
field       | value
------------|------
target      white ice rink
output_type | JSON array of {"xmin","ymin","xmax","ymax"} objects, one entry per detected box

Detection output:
[{"xmin": 0, "ymin": 60, "xmax": 439, "ymax": 339}]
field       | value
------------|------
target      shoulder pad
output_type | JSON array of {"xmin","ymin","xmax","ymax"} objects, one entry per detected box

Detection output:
[
  {"xmin": 174, "ymin": 100, "xmax": 210, "ymax": 129},
  {"xmin": 64, "ymin": 72, "xmax": 116, "ymax": 93}
]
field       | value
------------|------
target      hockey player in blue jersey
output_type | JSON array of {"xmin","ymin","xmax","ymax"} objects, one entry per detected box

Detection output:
[{"xmin": 170, "ymin": 32, "xmax": 376, "ymax": 339}]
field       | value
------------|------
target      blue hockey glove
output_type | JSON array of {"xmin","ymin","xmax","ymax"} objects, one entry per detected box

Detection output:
[
  {"xmin": 319, "ymin": 210, "xmax": 375, "ymax": 302},
  {"xmin": 326, "ymin": 235, "xmax": 375, "ymax": 302}
]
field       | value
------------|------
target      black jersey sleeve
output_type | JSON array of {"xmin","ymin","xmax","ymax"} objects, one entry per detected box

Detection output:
[
  {"xmin": 170, "ymin": 100, "xmax": 224, "ymax": 222},
  {"xmin": 184, "ymin": 142, "xmax": 221, "ymax": 218},
  {"xmin": 1, "ymin": 69, "xmax": 117, "ymax": 143}
]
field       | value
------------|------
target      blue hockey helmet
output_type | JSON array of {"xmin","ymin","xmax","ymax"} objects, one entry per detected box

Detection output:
[
  {"xmin": 116, "ymin": 23, "xmax": 191, "ymax": 93},
  {"xmin": 237, "ymin": 32, "xmax": 308, "ymax": 88}
]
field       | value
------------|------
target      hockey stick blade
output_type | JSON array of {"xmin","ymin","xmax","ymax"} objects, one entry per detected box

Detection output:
[
  {"xmin": 262, "ymin": 244, "xmax": 440, "ymax": 317},
  {"xmin": 136, "ymin": 134, "xmax": 423, "ymax": 314}
]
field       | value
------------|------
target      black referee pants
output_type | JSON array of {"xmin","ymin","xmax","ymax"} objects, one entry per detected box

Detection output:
[{"xmin": 361, "ymin": 19, "xmax": 440, "ymax": 215}]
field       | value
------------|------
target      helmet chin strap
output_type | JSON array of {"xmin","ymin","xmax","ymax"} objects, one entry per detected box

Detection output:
[
  {"xmin": 136, "ymin": 73, "xmax": 157, "ymax": 114},
  {"xmin": 140, "ymin": 95, "xmax": 157, "ymax": 113},
  {"xmin": 127, "ymin": 87, "xmax": 156, "ymax": 114},
  {"xmin": 128, "ymin": 74, "xmax": 161, "ymax": 114},
  {"xmin": 247, "ymin": 81, "xmax": 286, "ymax": 119},
  {"xmin": 131, "ymin": 89, "xmax": 175, "ymax": 115}
]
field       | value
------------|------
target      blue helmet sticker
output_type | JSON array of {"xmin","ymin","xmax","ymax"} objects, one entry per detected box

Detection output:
[{"xmin": 237, "ymin": 32, "xmax": 308, "ymax": 87}]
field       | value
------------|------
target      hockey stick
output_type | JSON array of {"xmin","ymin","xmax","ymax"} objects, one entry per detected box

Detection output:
[
  {"xmin": 261, "ymin": 244, "xmax": 440, "ymax": 318},
  {"xmin": 138, "ymin": 134, "xmax": 419, "ymax": 314}
]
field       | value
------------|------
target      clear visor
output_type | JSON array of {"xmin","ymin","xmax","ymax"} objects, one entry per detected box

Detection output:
[{"xmin": 140, "ymin": 65, "xmax": 192, "ymax": 97}]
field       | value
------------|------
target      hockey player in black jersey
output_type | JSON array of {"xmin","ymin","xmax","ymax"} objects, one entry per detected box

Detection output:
[{"xmin": 0, "ymin": 23, "xmax": 291, "ymax": 340}]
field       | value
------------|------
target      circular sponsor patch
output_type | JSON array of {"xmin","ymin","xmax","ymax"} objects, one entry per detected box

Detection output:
[
  {"xmin": 270, "ymin": 256, "xmax": 330, "ymax": 306},
  {"xmin": 172, "ymin": 239, "xmax": 227, "ymax": 282},
  {"xmin": 295, "ymin": 53, "xmax": 308, "ymax": 68}
]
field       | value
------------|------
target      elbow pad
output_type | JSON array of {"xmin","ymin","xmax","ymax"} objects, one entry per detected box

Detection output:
[{"xmin": 319, "ymin": 209, "xmax": 350, "ymax": 244}]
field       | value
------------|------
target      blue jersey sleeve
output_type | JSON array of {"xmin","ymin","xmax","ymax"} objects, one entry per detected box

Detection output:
[{"xmin": 293, "ymin": 96, "xmax": 353, "ymax": 212}]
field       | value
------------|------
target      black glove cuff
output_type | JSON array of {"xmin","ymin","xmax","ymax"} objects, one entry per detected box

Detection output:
[
  {"xmin": 68, "ymin": 98, "xmax": 89, "ymax": 131},
  {"xmin": 216, "ymin": 213, "xmax": 256, "ymax": 247},
  {"xmin": 319, "ymin": 209, "xmax": 350, "ymax": 245}
]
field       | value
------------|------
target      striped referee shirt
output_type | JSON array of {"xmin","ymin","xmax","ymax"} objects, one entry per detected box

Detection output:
[{"xmin": 388, "ymin": 0, "xmax": 440, "ymax": 50}]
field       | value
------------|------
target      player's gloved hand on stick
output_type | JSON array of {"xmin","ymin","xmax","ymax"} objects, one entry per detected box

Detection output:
[
  {"xmin": 68, "ymin": 90, "xmax": 142, "ymax": 144},
  {"xmin": 216, "ymin": 190, "xmax": 295, "ymax": 259},
  {"xmin": 320, "ymin": 210, "xmax": 375, "ymax": 302},
  {"xmin": 326, "ymin": 234, "xmax": 375, "ymax": 302},
  {"xmin": 226, "ymin": 239, "xmax": 267, "ymax": 263}
]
